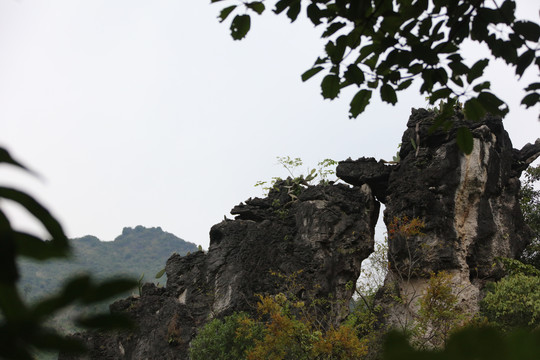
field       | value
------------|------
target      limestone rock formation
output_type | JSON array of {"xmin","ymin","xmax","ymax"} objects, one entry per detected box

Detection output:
[
  {"xmin": 60, "ymin": 181, "xmax": 378, "ymax": 359},
  {"xmin": 337, "ymin": 108, "xmax": 540, "ymax": 332}
]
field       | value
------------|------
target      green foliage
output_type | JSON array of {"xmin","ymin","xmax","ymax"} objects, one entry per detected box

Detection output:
[
  {"xmin": 213, "ymin": 1, "xmax": 540, "ymax": 154},
  {"xmin": 481, "ymin": 273, "xmax": 540, "ymax": 332},
  {"xmin": 495, "ymin": 257, "xmax": 540, "ymax": 277},
  {"xmin": 255, "ymin": 156, "xmax": 338, "ymax": 197},
  {"xmin": 0, "ymin": 147, "xmax": 138, "ymax": 359},
  {"xmin": 520, "ymin": 164, "xmax": 540, "ymax": 269},
  {"xmin": 189, "ymin": 312, "xmax": 265, "ymax": 360},
  {"xmin": 414, "ymin": 271, "xmax": 466, "ymax": 348},
  {"xmin": 346, "ymin": 292, "xmax": 387, "ymax": 359},
  {"xmin": 191, "ymin": 293, "xmax": 368, "ymax": 360}
]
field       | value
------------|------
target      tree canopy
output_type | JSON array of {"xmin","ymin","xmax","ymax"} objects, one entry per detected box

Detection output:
[{"xmin": 213, "ymin": 0, "xmax": 539, "ymax": 148}]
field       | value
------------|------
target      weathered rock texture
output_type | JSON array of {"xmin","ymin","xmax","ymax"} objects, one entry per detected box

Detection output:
[
  {"xmin": 60, "ymin": 182, "xmax": 378, "ymax": 359},
  {"xmin": 60, "ymin": 108, "xmax": 540, "ymax": 359},
  {"xmin": 337, "ymin": 108, "xmax": 540, "ymax": 330}
]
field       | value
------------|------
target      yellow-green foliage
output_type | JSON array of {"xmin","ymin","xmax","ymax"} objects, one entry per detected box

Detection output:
[
  {"xmin": 189, "ymin": 312, "xmax": 264, "ymax": 360},
  {"xmin": 414, "ymin": 271, "xmax": 466, "ymax": 348},
  {"xmin": 190, "ymin": 293, "xmax": 367, "ymax": 360},
  {"xmin": 245, "ymin": 293, "xmax": 367, "ymax": 360}
]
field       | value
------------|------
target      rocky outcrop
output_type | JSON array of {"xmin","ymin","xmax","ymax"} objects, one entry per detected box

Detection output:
[
  {"xmin": 336, "ymin": 157, "xmax": 392, "ymax": 202},
  {"xmin": 61, "ymin": 108, "xmax": 539, "ymax": 359},
  {"xmin": 60, "ymin": 181, "xmax": 378, "ymax": 359},
  {"xmin": 337, "ymin": 108, "xmax": 540, "ymax": 330}
]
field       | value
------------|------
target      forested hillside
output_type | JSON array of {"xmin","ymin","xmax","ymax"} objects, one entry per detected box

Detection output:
[{"xmin": 19, "ymin": 225, "xmax": 197, "ymax": 302}]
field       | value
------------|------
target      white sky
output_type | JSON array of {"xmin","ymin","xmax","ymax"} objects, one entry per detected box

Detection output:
[{"xmin": 0, "ymin": 0, "xmax": 538, "ymax": 248}]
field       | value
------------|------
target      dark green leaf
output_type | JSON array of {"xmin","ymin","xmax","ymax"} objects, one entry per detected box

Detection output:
[
  {"xmin": 449, "ymin": 58, "xmax": 469, "ymax": 76},
  {"xmin": 380, "ymin": 13, "xmax": 403, "ymax": 33},
  {"xmin": 0, "ymin": 147, "xmax": 31, "ymax": 172},
  {"xmin": 322, "ymin": 22, "xmax": 346, "ymax": 38},
  {"xmin": 499, "ymin": 0, "xmax": 516, "ymax": 24},
  {"xmin": 31, "ymin": 330, "xmax": 86, "ymax": 353},
  {"xmin": 521, "ymin": 93, "xmax": 540, "ymax": 108},
  {"xmin": 274, "ymin": 0, "xmax": 292, "ymax": 14},
  {"xmin": 400, "ymin": 19, "xmax": 416, "ymax": 34},
  {"xmin": 0, "ymin": 210, "xmax": 18, "ymax": 284},
  {"xmin": 477, "ymin": 7, "xmax": 503, "ymax": 25},
  {"xmin": 367, "ymin": 79, "xmax": 379, "ymax": 89},
  {"xmin": 457, "ymin": 127, "xmax": 474, "ymax": 155},
  {"xmin": 477, "ymin": 91, "xmax": 508, "ymax": 116},
  {"xmin": 497, "ymin": 39, "xmax": 518, "ymax": 64},
  {"xmin": 301, "ymin": 67, "xmax": 324, "ymax": 82},
  {"xmin": 286, "ymin": 0, "xmax": 301, "ymax": 22},
  {"xmin": 230, "ymin": 15, "xmax": 251, "ymax": 40},
  {"xmin": 356, "ymin": 44, "xmax": 375, "ymax": 63},
  {"xmin": 31, "ymin": 293, "xmax": 76, "ymax": 321},
  {"xmin": 524, "ymin": 82, "xmax": 540, "ymax": 92},
  {"xmin": 349, "ymin": 90, "xmax": 372, "ymax": 118},
  {"xmin": 364, "ymin": 52, "xmax": 380, "ymax": 70},
  {"xmin": 0, "ymin": 283, "xmax": 27, "ymax": 321},
  {"xmin": 467, "ymin": 59, "xmax": 489, "ymax": 83},
  {"xmin": 306, "ymin": 3, "xmax": 322, "ymax": 25},
  {"xmin": 347, "ymin": 27, "xmax": 362, "ymax": 48},
  {"xmin": 344, "ymin": 64, "xmax": 364, "ymax": 85},
  {"xmin": 380, "ymin": 84, "xmax": 397, "ymax": 105},
  {"xmin": 450, "ymin": 76, "xmax": 464, "ymax": 87},
  {"xmin": 314, "ymin": 57, "xmax": 326, "ymax": 65},
  {"xmin": 383, "ymin": 331, "xmax": 415, "ymax": 359},
  {"xmin": 429, "ymin": 88, "xmax": 452, "ymax": 104},
  {"xmin": 418, "ymin": 16, "xmax": 432, "ymax": 37},
  {"xmin": 321, "ymin": 74, "xmax": 340, "ymax": 99},
  {"xmin": 15, "ymin": 232, "xmax": 67, "ymax": 260},
  {"xmin": 81, "ymin": 278, "xmax": 138, "ymax": 304},
  {"xmin": 396, "ymin": 79, "xmax": 413, "ymax": 91},
  {"xmin": 0, "ymin": 187, "xmax": 69, "ymax": 255},
  {"xmin": 76, "ymin": 313, "xmax": 135, "ymax": 331},
  {"xmin": 516, "ymin": 50, "xmax": 535, "ymax": 77},
  {"xmin": 325, "ymin": 36, "xmax": 347, "ymax": 64},
  {"xmin": 471, "ymin": 14, "xmax": 489, "ymax": 41},
  {"xmin": 57, "ymin": 275, "xmax": 92, "ymax": 301},
  {"xmin": 514, "ymin": 20, "xmax": 540, "ymax": 42},
  {"xmin": 464, "ymin": 97, "xmax": 486, "ymax": 121},
  {"xmin": 473, "ymin": 81, "xmax": 491, "ymax": 92},
  {"xmin": 433, "ymin": 68, "xmax": 448, "ymax": 85},
  {"xmin": 420, "ymin": 68, "xmax": 434, "ymax": 93},
  {"xmin": 245, "ymin": 2, "xmax": 265, "ymax": 15},
  {"xmin": 218, "ymin": 5, "xmax": 236, "ymax": 22}
]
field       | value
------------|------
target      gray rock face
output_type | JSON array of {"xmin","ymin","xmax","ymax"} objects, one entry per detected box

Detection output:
[
  {"xmin": 336, "ymin": 157, "xmax": 393, "ymax": 202},
  {"xmin": 336, "ymin": 109, "xmax": 539, "ymax": 330},
  {"xmin": 386, "ymin": 110, "xmax": 535, "ymax": 278},
  {"xmin": 60, "ymin": 181, "xmax": 378, "ymax": 359}
]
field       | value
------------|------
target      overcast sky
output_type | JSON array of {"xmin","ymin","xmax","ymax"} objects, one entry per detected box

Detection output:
[{"xmin": 0, "ymin": 0, "xmax": 539, "ymax": 248}]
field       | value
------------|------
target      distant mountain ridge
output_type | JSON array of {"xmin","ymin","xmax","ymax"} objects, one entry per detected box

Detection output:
[{"xmin": 19, "ymin": 225, "xmax": 198, "ymax": 302}]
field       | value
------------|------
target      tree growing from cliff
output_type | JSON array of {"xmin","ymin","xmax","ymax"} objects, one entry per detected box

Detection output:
[{"xmin": 213, "ymin": 0, "xmax": 540, "ymax": 153}]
